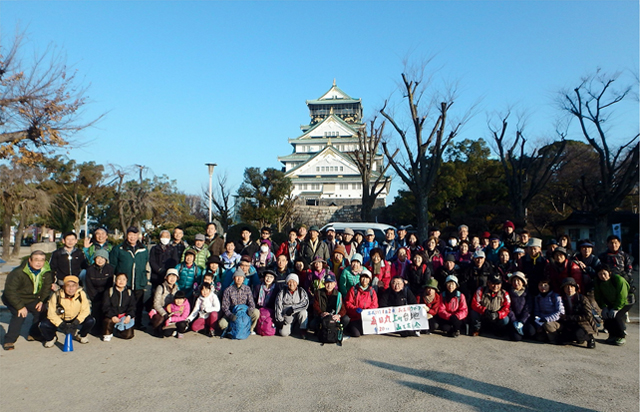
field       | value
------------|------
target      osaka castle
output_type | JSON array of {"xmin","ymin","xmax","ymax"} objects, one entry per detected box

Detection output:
[{"xmin": 278, "ymin": 81, "xmax": 390, "ymax": 207}]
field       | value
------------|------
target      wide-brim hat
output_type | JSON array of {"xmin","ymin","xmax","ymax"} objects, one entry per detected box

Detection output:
[
  {"xmin": 166, "ymin": 268, "xmax": 179, "ymax": 279},
  {"xmin": 425, "ymin": 278, "xmax": 439, "ymax": 292},
  {"xmin": 509, "ymin": 271, "xmax": 528, "ymax": 286}
]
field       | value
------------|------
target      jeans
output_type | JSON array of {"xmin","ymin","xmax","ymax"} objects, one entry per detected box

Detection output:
[{"xmin": 39, "ymin": 316, "xmax": 96, "ymax": 341}]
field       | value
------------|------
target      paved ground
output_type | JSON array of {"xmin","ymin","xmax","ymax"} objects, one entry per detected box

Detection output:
[{"xmin": 0, "ymin": 309, "xmax": 638, "ymax": 412}]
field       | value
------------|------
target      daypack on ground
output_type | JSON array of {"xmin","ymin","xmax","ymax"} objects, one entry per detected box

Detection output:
[
  {"xmin": 224, "ymin": 304, "xmax": 251, "ymax": 340},
  {"xmin": 319, "ymin": 314, "xmax": 340, "ymax": 344},
  {"xmin": 255, "ymin": 307, "xmax": 276, "ymax": 336}
]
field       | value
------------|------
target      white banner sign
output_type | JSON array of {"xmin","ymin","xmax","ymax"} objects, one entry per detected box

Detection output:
[{"xmin": 361, "ymin": 304, "xmax": 429, "ymax": 335}]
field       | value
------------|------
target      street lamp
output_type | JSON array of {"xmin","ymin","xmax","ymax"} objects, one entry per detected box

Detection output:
[{"xmin": 205, "ymin": 163, "xmax": 217, "ymax": 223}]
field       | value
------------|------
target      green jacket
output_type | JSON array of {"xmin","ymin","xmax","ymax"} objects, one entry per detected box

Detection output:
[
  {"xmin": 2, "ymin": 262, "xmax": 54, "ymax": 310},
  {"xmin": 110, "ymin": 242, "xmax": 149, "ymax": 291},
  {"xmin": 594, "ymin": 274, "xmax": 629, "ymax": 310}
]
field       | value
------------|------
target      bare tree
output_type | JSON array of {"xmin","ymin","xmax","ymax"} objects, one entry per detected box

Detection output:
[
  {"xmin": 349, "ymin": 117, "xmax": 395, "ymax": 221},
  {"xmin": 380, "ymin": 66, "xmax": 470, "ymax": 241},
  {"xmin": 489, "ymin": 111, "xmax": 567, "ymax": 226},
  {"xmin": 203, "ymin": 173, "xmax": 235, "ymax": 233},
  {"xmin": 0, "ymin": 30, "xmax": 103, "ymax": 164},
  {"xmin": 560, "ymin": 70, "xmax": 639, "ymax": 250}
]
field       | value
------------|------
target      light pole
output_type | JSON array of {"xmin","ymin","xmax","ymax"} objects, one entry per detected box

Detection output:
[{"xmin": 206, "ymin": 163, "xmax": 217, "ymax": 223}]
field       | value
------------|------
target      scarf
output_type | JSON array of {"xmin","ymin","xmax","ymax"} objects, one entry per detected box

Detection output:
[{"xmin": 258, "ymin": 283, "xmax": 275, "ymax": 307}]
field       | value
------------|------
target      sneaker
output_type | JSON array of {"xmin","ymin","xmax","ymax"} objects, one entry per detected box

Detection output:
[
  {"xmin": 74, "ymin": 335, "xmax": 89, "ymax": 344},
  {"xmin": 414, "ymin": 331, "xmax": 421, "ymax": 337},
  {"xmin": 586, "ymin": 338, "xmax": 596, "ymax": 349},
  {"xmin": 605, "ymin": 336, "xmax": 616, "ymax": 344},
  {"xmin": 26, "ymin": 335, "xmax": 37, "ymax": 342},
  {"xmin": 103, "ymin": 334, "xmax": 113, "ymax": 342},
  {"xmin": 342, "ymin": 335, "xmax": 350, "ymax": 341},
  {"xmin": 453, "ymin": 330, "xmax": 461, "ymax": 338},
  {"xmin": 250, "ymin": 331, "xmax": 256, "ymax": 336},
  {"xmin": 3, "ymin": 343, "xmax": 15, "ymax": 351},
  {"xmin": 171, "ymin": 331, "xmax": 177, "ymax": 337},
  {"xmin": 176, "ymin": 333, "xmax": 184, "ymax": 339},
  {"xmin": 614, "ymin": 338, "xmax": 626, "ymax": 346},
  {"xmin": 44, "ymin": 337, "xmax": 57, "ymax": 348}
]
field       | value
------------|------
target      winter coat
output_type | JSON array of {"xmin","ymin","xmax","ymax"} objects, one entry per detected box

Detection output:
[
  {"xmin": 545, "ymin": 260, "xmax": 583, "ymax": 294},
  {"xmin": 435, "ymin": 266, "xmax": 458, "ymax": 291},
  {"xmin": 437, "ymin": 290, "xmax": 468, "ymax": 321},
  {"xmin": 594, "ymin": 274, "xmax": 630, "ymax": 311},
  {"xmin": 390, "ymin": 259, "xmax": 411, "ymax": 280},
  {"xmin": 153, "ymin": 281, "xmax": 180, "ymax": 317},
  {"xmin": 253, "ymin": 282, "xmax": 278, "ymax": 310},
  {"xmin": 471, "ymin": 287, "xmax": 511, "ymax": 320},
  {"xmin": 520, "ymin": 254, "xmax": 548, "ymax": 294},
  {"xmin": 422, "ymin": 292, "xmax": 442, "ymax": 317},
  {"xmin": 166, "ymin": 300, "xmax": 191, "ymax": 324},
  {"xmin": 236, "ymin": 240, "xmax": 259, "ymax": 258},
  {"xmin": 339, "ymin": 266, "xmax": 368, "ymax": 297},
  {"xmin": 276, "ymin": 240, "xmax": 301, "ymax": 263},
  {"xmin": 49, "ymin": 247, "xmax": 86, "ymax": 284},
  {"xmin": 275, "ymin": 287, "xmax": 309, "ymax": 323},
  {"xmin": 366, "ymin": 260, "xmax": 392, "ymax": 290},
  {"xmin": 407, "ymin": 263, "xmax": 432, "ymax": 297},
  {"xmin": 149, "ymin": 243, "xmax": 179, "ymax": 286},
  {"xmin": 300, "ymin": 239, "xmax": 330, "ymax": 264},
  {"xmin": 221, "ymin": 252, "xmax": 242, "ymax": 271},
  {"xmin": 83, "ymin": 242, "xmax": 113, "ymax": 265},
  {"xmin": 532, "ymin": 291, "xmax": 564, "ymax": 323},
  {"xmin": 329, "ymin": 258, "xmax": 348, "ymax": 280},
  {"xmin": 207, "ymin": 235, "xmax": 225, "ymax": 258},
  {"xmin": 305, "ymin": 268, "xmax": 332, "ymax": 298},
  {"xmin": 84, "ymin": 263, "xmax": 115, "ymax": 302},
  {"xmin": 599, "ymin": 250, "xmax": 634, "ymax": 282},
  {"xmin": 175, "ymin": 262, "xmax": 203, "ymax": 298},
  {"xmin": 424, "ymin": 249, "xmax": 443, "ymax": 273},
  {"xmin": 461, "ymin": 261, "xmax": 495, "ymax": 299},
  {"xmin": 182, "ymin": 246, "xmax": 210, "ymax": 269},
  {"xmin": 507, "ymin": 287, "xmax": 531, "ymax": 324},
  {"xmin": 2, "ymin": 262, "xmax": 54, "ymax": 310},
  {"xmin": 358, "ymin": 240, "xmax": 379, "ymax": 265},
  {"xmin": 313, "ymin": 287, "xmax": 346, "ymax": 317},
  {"xmin": 381, "ymin": 239, "xmax": 398, "ymax": 262},
  {"xmin": 47, "ymin": 288, "xmax": 91, "ymax": 327},
  {"xmin": 345, "ymin": 284, "xmax": 378, "ymax": 320},
  {"xmin": 484, "ymin": 242, "xmax": 504, "ymax": 265},
  {"xmin": 110, "ymin": 242, "xmax": 149, "ymax": 291},
  {"xmin": 379, "ymin": 285, "xmax": 417, "ymax": 308},
  {"xmin": 102, "ymin": 286, "xmax": 136, "ymax": 319},
  {"xmin": 561, "ymin": 293, "xmax": 597, "ymax": 336},
  {"xmin": 340, "ymin": 241, "xmax": 359, "ymax": 261},
  {"xmin": 495, "ymin": 261, "xmax": 517, "ymax": 284}
]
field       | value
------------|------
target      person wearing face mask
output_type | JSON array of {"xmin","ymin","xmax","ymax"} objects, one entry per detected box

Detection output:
[
  {"xmin": 252, "ymin": 240, "xmax": 276, "ymax": 275},
  {"xmin": 149, "ymin": 230, "xmax": 179, "ymax": 294}
]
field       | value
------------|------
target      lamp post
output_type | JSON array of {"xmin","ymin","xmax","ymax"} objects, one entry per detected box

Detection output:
[{"xmin": 205, "ymin": 163, "xmax": 217, "ymax": 223}]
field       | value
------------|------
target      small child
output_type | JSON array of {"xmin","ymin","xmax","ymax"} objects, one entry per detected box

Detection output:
[
  {"xmin": 164, "ymin": 290, "xmax": 191, "ymax": 338},
  {"xmin": 187, "ymin": 283, "xmax": 221, "ymax": 337}
]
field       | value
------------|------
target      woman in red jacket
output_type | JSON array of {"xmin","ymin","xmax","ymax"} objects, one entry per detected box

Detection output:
[
  {"xmin": 545, "ymin": 247, "xmax": 583, "ymax": 293},
  {"xmin": 422, "ymin": 278, "xmax": 441, "ymax": 333},
  {"xmin": 436, "ymin": 275, "xmax": 468, "ymax": 338},
  {"xmin": 345, "ymin": 271, "xmax": 379, "ymax": 338}
]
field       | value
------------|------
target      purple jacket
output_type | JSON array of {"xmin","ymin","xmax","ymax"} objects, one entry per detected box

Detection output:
[{"xmin": 507, "ymin": 288, "xmax": 531, "ymax": 324}]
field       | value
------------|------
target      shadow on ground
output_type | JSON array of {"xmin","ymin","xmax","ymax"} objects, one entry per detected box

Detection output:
[{"xmin": 364, "ymin": 360, "xmax": 599, "ymax": 412}]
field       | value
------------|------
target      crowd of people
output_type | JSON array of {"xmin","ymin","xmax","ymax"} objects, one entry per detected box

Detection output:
[{"xmin": 2, "ymin": 220, "xmax": 635, "ymax": 350}]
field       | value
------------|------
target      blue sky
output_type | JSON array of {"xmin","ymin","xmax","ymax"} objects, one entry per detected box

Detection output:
[{"xmin": 2, "ymin": 1, "xmax": 638, "ymax": 203}]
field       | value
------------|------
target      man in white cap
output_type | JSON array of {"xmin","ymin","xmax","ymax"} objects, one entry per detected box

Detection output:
[{"xmin": 274, "ymin": 274, "xmax": 309, "ymax": 338}]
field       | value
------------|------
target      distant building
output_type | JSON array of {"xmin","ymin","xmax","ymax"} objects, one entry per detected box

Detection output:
[{"xmin": 278, "ymin": 81, "xmax": 390, "ymax": 207}]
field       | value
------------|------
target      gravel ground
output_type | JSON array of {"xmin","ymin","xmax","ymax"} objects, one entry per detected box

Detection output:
[{"xmin": 0, "ymin": 310, "xmax": 637, "ymax": 412}]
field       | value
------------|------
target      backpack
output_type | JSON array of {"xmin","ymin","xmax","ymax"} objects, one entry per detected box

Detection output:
[
  {"xmin": 223, "ymin": 304, "xmax": 251, "ymax": 340},
  {"xmin": 319, "ymin": 314, "xmax": 341, "ymax": 344},
  {"xmin": 255, "ymin": 307, "xmax": 276, "ymax": 337}
]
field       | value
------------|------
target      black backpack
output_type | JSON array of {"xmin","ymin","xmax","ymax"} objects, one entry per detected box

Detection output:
[{"xmin": 319, "ymin": 314, "xmax": 341, "ymax": 344}]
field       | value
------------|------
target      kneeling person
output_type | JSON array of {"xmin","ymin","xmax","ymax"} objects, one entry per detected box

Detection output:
[
  {"xmin": 40, "ymin": 275, "xmax": 95, "ymax": 347},
  {"xmin": 275, "ymin": 274, "xmax": 309, "ymax": 337},
  {"xmin": 470, "ymin": 275, "xmax": 511, "ymax": 336},
  {"xmin": 312, "ymin": 274, "xmax": 349, "ymax": 333},
  {"xmin": 219, "ymin": 270, "xmax": 260, "ymax": 334}
]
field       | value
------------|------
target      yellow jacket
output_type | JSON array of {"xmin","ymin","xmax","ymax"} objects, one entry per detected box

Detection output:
[{"xmin": 47, "ymin": 288, "xmax": 91, "ymax": 327}]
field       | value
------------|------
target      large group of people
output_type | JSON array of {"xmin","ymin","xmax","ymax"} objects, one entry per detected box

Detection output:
[{"xmin": 2, "ymin": 221, "xmax": 635, "ymax": 351}]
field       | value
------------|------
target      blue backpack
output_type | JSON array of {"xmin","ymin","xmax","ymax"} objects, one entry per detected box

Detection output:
[{"xmin": 223, "ymin": 304, "xmax": 251, "ymax": 340}]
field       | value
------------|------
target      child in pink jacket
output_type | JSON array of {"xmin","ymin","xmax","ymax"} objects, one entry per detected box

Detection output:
[{"xmin": 163, "ymin": 290, "xmax": 191, "ymax": 338}]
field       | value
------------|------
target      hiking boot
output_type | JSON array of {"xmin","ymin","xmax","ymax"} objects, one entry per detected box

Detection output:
[
  {"xmin": 44, "ymin": 337, "xmax": 57, "ymax": 348},
  {"xmin": 586, "ymin": 338, "xmax": 596, "ymax": 349},
  {"xmin": 453, "ymin": 330, "xmax": 461, "ymax": 338},
  {"xmin": 103, "ymin": 334, "xmax": 113, "ymax": 342},
  {"xmin": 3, "ymin": 342, "xmax": 15, "ymax": 351},
  {"xmin": 614, "ymin": 338, "xmax": 626, "ymax": 346}
]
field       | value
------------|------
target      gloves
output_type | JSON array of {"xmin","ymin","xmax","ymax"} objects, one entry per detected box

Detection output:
[
  {"xmin": 601, "ymin": 308, "xmax": 611, "ymax": 319},
  {"xmin": 60, "ymin": 319, "xmax": 79, "ymax": 335},
  {"xmin": 284, "ymin": 307, "xmax": 294, "ymax": 316},
  {"xmin": 513, "ymin": 321, "xmax": 524, "ymax": 335},
  {"xmin": 229, "ymin": 315, "xmax": 237, "ymax": 322},
  {"xmin": 356, "ymin": 308, "xmax": 363, "ymax": 314},
  {"xmin": 485, "ymin": 310, "xmax": 499, "ymax": 322}
]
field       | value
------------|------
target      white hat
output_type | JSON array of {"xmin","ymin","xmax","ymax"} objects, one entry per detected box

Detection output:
[{"xmin": 286, "ymin": 274, "xmax": 299, "ymax": 284}]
